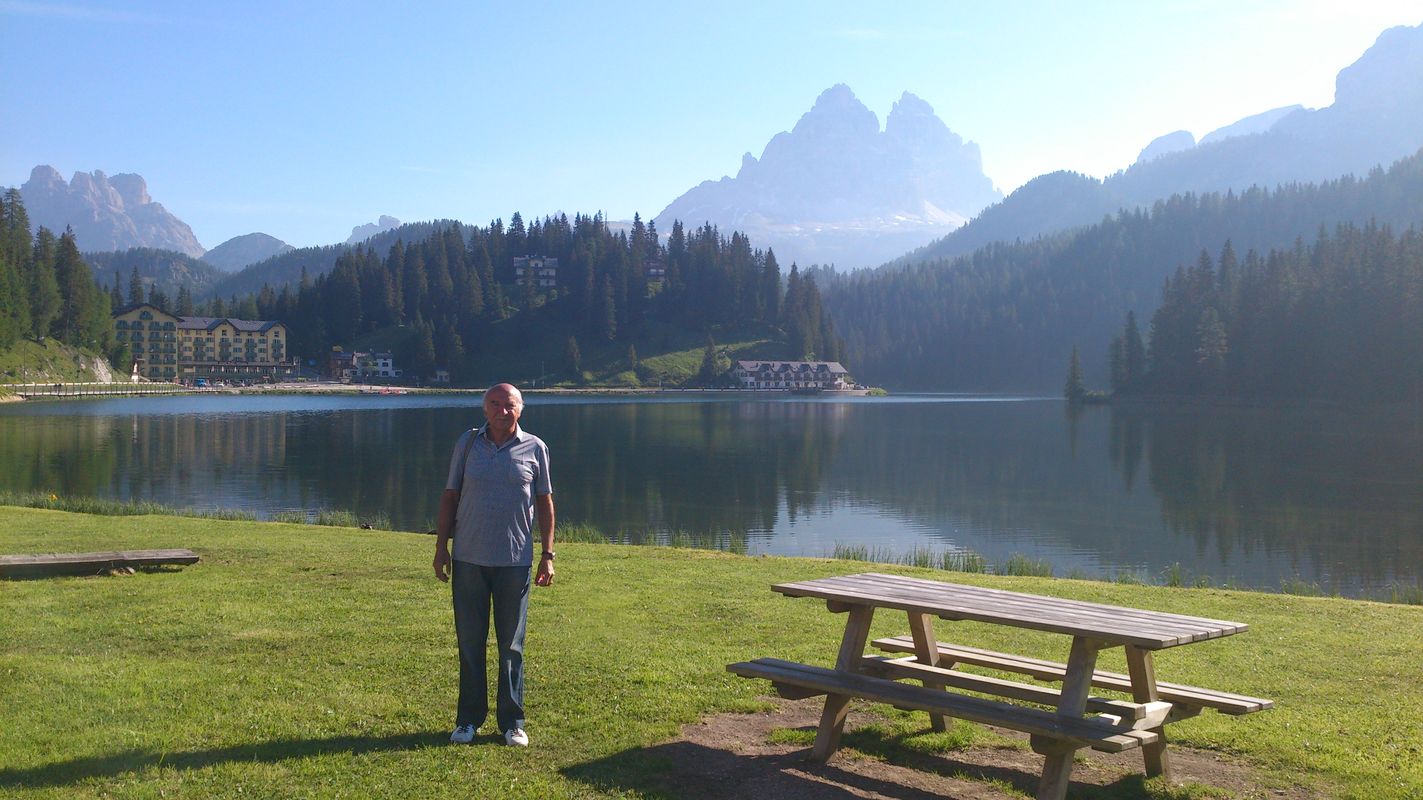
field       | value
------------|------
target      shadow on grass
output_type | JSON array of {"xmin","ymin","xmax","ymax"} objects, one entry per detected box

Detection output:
[
  {"xmin": 563, "ymin": 724, "xmax": 1180, "ymax": 800},
  {"xmin": 0, "ymin": 731, "xmax": 450, "ymax": 789}
]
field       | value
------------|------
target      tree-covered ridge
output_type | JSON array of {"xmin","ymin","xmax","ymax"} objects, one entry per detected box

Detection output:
[
  {"xmin": 822, "ymin": 148, "xmax": 1423, "ymax": 390},
  {"xmin": 230, "ymin": 213, "xmax": 842, "ymax": 383},
  {"xmin": 1118, "ymin": 224, "xmax": 1423, "ymax": 402},
  {"xmin": 0, "ymin": 189, "xmax": 113, "ymax": 360}
]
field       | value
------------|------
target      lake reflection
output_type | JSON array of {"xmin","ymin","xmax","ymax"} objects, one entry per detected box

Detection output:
[{"xmin": 1, "ymin": 394, "xmax": 1420, "ymax": 595}]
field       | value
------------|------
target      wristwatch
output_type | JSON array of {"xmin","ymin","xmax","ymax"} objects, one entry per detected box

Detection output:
[{"xmin": 541, "ymin": 551, "xmax": 555, "ymax": 561}]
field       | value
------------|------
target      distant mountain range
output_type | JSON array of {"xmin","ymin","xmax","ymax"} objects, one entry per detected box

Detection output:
[
  {"xmin": 18, "ymin": 166, "xmax": 205, "ymax": 258},
  {"xmin": 900, "ymin": 21, "xmax": 1423, "ymax": 268},
  {"xmin": 655, "ymin": 84, "xmax": 1001, "ymax": 268}
]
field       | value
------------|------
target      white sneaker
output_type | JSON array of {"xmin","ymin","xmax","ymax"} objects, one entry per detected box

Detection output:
[
  {"xmin": 449, "ymin": 724, "xmax": 476, "ymax": 744},
  {"xmin": 504, "ymin": 727, "xmax": 529, "ymax": 747}
]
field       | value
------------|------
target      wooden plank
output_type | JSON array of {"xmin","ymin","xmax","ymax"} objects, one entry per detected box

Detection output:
[
  {"xmin": 773, "ymin": 574, "xmax": 1248, "ymax": 649},
  {"xmin": 1036, "ymin": 636, "xmax": 1102, "ymax": 800},
  {"xmin": 873, "ymin": 636, "xmax": 1273, "ymax": 715},
  {"xmin": 907, "ymin": 611, "xmax": 947, "ymax": 732},
  {"xmin": 860, "ymin": 656, "xmax": 1170, "ymax": 724},
  {"xmin": 823, "ymin": 574, "xmax": 1248, "ymax": 642},
  {"xmin": 1126, "ymin": 646, "xmax": 1173, "ymax": 780},
  {"xmin": 824, "ymin": 574, "xmax": 1237, "ymax": 638},
  {"xmin": 0, "ymin": 549, "xmax": 199, "ymax": 578},
  {"xmin": 812, "ymin": 604, "xmax": 874, "ymax": 762},
  {"xmin": 728, "ymin": 658, "xmax": 1155, "ymax": 753}
]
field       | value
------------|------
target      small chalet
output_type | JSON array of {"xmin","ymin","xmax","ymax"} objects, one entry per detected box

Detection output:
[{"xmin": 514, "ymin": 256, "xmax": 558, "ymax": 287}]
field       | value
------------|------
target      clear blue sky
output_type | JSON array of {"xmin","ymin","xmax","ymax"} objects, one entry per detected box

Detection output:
[{"xmin": 3, "ymin": 0, "xmax": 1419, "ymax": 249}]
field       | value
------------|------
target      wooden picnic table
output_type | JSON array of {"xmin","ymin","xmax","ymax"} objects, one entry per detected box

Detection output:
[{"xmin": 729, "ymin": 572, "xmax": 1272, "ymax": 800}]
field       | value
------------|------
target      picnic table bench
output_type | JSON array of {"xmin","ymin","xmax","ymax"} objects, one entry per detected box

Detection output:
[
  {"xmin": 728, "ymin": 572, "xmax": 1272, "ymax": 800},
  {"xmin": 0, "ymin": 548, "xmax": 200, "ymax": 578}
]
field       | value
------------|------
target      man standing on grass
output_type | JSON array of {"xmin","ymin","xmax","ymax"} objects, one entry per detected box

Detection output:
[{"xmin": 434, "ymin": 383, "xmax": 555, "ymax": 747}]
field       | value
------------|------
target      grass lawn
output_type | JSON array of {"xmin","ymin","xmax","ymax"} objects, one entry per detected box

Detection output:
[
  {"xmin": 0, "ymin": 340, "xmax": 109, "ymax": 385},
  {"xmin": 2, "ymin": 506, "xmax": 1420, "ymax": 799}
]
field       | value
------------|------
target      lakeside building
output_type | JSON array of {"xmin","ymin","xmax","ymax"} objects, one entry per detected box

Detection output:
[
  {"xmin": 514, "ymin": 256, "xmax": 558, "ymax": 287},
  {"xmin": 329, "ymin": 348, "xmax": 402, "ymax": 380},
  {"xmin": 112, "ymin": 304, "xmax": 297, "ymax": 383},
  {"xmin": 733, "ymin": 360, "xmax": 855, "ymax": 390}
]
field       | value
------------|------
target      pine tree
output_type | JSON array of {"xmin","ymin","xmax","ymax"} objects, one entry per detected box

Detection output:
[
  {"xmin": 1108, "ymin": 335, "xmax": 1127, "ymax": 393},
  {"xmin": 564, "ymin": 335, "xmax": 581, "ymax": 378},
  {"xmin": 697, "ymin": 334, "xmax": 720, "ymax": 384},
  {"xmin": 177, "ymin": 285, "xmax": 195, "ymax": 316},
  {"xmin": 128, "ymin": 266, "xmax": 145, "ymax": 306},
  {"xmin": 1194, "ymin": 307, "xmax": 1228, "ymax": 387},
  {"xmin": 147, "ymin": 283, "xmax": 169, "ymax": 313},
  {"xmin": 1064, "ymin": 344, "xmax": 1086, "ymax": 403},
  {"xmin": 0, "ymin": 250, "xmax": 24, "ymax": 348},
  {"xmin": 27, "ymin": 227, "xmax": 60, "ymax": 339},
  {"xmin": 1123, "ymin": 311, "xmax": 1146, "ymax": 386},
  {"xmin": 600, "ymin": 274, "xmax": 617, "ymax": 341},
  {"xmin": 52, "ymin": 228, "xmax": 100, "ymax": 345}
]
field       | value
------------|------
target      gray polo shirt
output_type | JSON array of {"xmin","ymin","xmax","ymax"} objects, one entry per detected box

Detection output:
[{"xmin": 445, "ymin": 424, "xmax": 552, "ymax": 567}]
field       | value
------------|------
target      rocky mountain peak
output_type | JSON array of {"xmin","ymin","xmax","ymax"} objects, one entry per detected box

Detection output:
[
  {"xmin": 1333, "ymin": 23, "xmax": 1423, "ymax": 113},
  {"xmin": 110, "ymin": 173, "xmax": 151, "ymax": 207},
  {"xmin": 346, "ymin": 215, "xmax": 402, "ymax": 245},
  {"xmin": 656, "ymin": 84, "xmax": 1001, "ymax": 268},
  {"xmin": 792, "ymin": 83, "xmax": 880, "ymax": 140},
  {"xmin": 17, "ymin": 166, "xmax": 204, "ymax": 257}
]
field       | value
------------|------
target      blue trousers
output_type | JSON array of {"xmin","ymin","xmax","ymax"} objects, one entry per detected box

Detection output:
[{"xmin": 451, "ymin": 560, "xmax": 529, "ymax": 732}]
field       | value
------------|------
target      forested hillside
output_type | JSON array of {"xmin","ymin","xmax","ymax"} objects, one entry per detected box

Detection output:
[
  {"xmin": 0, "ymin": 189, "xmax": 117, "ymax": 368},
  {"xmin": 206, "ymin": 220, "xmax": 463, "ymax": 300},
  {"xmin": 85, "ymin": 248, "xmax": 226, "ymax": 300},
  {"xmin": 1117, "ymin": 224, "xmax": 1423, "ymax": 402},
  {"xmin": 228, "ymin": 213, "xmax": 841, "ymax": 384},
  {"xmin": 823, "ymin": 149, "xmax": 1423, "ymax": 390}
]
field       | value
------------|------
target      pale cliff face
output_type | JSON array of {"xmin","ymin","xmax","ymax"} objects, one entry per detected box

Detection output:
[
  {"xmin": 18, "ymin": 166, "xmax": 205, "ymax": 257},
  {"xmin": 655, "ymin": 84, "xmax": 1002, "ymax": 269}
]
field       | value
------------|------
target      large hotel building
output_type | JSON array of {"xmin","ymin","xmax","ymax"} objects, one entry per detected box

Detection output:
[{"xmin": 112, "ymin": 303, "xmax": 298, "ymax": 383}]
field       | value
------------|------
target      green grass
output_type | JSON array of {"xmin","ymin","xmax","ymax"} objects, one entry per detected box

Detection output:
[
  {"xmin": 0, "ymin": 339, "xmax": 111, "ymax": 384},
  {"xmin": 2, "ymin": 507, "xmax": 1422, "ymax": 798}
]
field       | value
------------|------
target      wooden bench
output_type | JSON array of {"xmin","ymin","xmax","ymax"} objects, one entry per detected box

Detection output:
[
  {"xmin": 729, "ymin": 657, "xmax": 1162, "ymax": 754},
  {"xmin": 873, "ymin": 636, "xmax": 1272, "ymax": 717},
  {"xmin": 0, "ymin": 549, "xmax": 200, "ymax": 578}
]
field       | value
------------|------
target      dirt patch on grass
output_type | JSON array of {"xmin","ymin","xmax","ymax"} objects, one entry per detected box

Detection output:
[{"xmin": 651, "ymin": 698, "xmax": 1316, "ymax": 800}]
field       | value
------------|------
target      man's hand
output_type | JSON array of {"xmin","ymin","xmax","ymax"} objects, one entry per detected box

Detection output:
[
  {"xmin": 433, "ymin": 542, "xmax": 451, "ymax": 582},
  {"xmin": 535, "ymin": 557, "xmax": 554, "ymax": 587}
]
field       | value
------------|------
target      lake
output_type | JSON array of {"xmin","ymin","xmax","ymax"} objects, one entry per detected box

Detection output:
[{"xmin": 2, "ymin": 393, "xmax": 1420, "ymax": 596}]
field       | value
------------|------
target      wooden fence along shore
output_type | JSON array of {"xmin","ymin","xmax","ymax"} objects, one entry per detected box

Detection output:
[{"xmin": 6, "ymin": 382, "xmax": 195, "ymax": 399}]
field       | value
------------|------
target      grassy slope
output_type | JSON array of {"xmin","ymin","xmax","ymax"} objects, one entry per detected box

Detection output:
[
  {"xmin": 1, "ymin": 507, "xmax": 1419, "ymax": 799},
  {"xmin": 0, "ymin": 339, "xmax": 109, "ymax": 384},
  {"xmin": 465, "ymin": 317, "xmax": 791, "ymax": 388}
]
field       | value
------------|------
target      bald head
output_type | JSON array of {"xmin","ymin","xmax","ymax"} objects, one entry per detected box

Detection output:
[
  {"xmin": 485, "ymin": 383, "xmax": 524, "ymax": 406},
  {"xmin": 482, "ymin": 383, "xmax": 524, "ymax": 444}
]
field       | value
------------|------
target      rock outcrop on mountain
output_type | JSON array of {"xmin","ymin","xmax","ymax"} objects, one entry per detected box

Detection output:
[
  {"xmin": 202, "ymin": 232, "xmax": 294, "ymax": 272},
  {"xmin": 18, "ymin": 166, "xmax": 205, "ymax": 257},
  {"xmin": 346, "ymin": 215, "xmax": 401, "ymax": 244},
  {"xmin": 655, "ymin": 85, "xmax": 1001, "ymax": 268},
  {"xmin": 898, "ymin": 21, "xmax": 1423, "ymax": 268}
]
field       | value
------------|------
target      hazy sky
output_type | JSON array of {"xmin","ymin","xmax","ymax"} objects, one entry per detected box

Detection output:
[{"xmin": 3, "ymin": 1, "xmax": 1420, "ymax": 249}]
